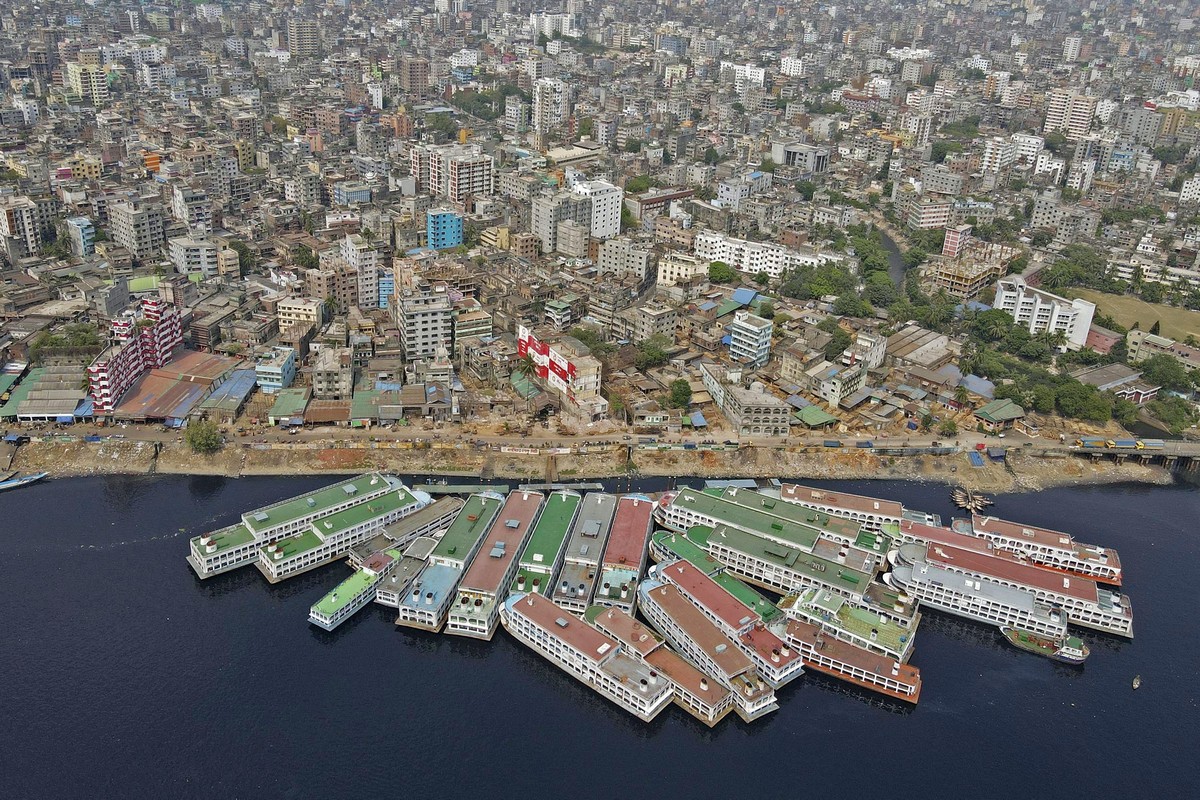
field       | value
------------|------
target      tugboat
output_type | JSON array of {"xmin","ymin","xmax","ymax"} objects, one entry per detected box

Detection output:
[{"xmin": 1000, "ymin": 626, "xmax": 1090, "ymax": 664}]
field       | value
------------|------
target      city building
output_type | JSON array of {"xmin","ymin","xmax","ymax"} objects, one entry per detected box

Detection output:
[
  {"xmin": 255, "ymin": 346, "xmax": 297, "ymax": 394},
  {"xmin": 728, "ymin": 310, "xmax": 773, "ymax": 368},
  {"xmin": 426, "ymin": 208, "xmax": 464, "ymax": 250},
  {"xmin": 993, "ymin": 277, "xmax": 1096, "ymax": 350},
  {"xmin": 87, "ymin": 299, "xmax": 184, "ymax": 414}
]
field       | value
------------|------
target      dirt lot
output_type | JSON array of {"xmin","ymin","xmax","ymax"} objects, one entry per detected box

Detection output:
[{"xmin": 1065, "ymin": 288, "xmax": 1200, "ymax": 341}]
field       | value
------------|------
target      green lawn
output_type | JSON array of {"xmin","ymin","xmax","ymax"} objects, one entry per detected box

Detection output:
[{"xmin": 1064, "ymin": 289, "xmax": 1200, "ymax": 341}]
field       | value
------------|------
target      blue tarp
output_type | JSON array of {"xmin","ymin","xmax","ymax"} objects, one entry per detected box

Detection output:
[
  {"xmin": 56, "ymin": 415, "xmax": 74, "ymax": 424},
  {"xmin": 691, "ymin": 411, "xmax": 707, "ymax": 427},
  {"xmin": 375, "ymin": 380, "xmax": 403, "ymax": 392},
  {"xmin": 74, "ymin": 398, "xmax": 94, "ymax": 418},
  {"xmin": 721, "ymin": 334, "xmax": 732, "ymax": 345},
  {"xmin": 165, "ymin": 418, "xmax": 186, "ymax": 429},
  {"xmin": 286, "ymin": 417, "xmax": 304, "ymax": 427}
]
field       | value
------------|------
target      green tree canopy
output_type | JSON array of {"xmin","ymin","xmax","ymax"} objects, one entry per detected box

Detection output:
[
  {"xmin": 708, "ymin": 261, "xmax": 738, "ymax": 283},
  {"xmin": 185, "ymin": 419, "xmax": 223, "ymax": 455},
  {"xmin": 668, "ymin": 379, "xmax": 693, "ymax": 409}
]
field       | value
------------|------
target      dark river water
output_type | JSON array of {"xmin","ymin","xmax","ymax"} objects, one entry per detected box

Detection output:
[{"xmin": 2, "ymin": 474, "xmax": 1196, "ymax": 799}]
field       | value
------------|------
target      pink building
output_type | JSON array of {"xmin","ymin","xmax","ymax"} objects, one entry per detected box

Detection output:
[{"xmin": 87, "ymin": 299, "xmax": 184, "ymax": 414}]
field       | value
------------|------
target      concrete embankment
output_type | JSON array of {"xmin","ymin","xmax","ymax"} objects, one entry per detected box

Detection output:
[{"xmin": 10, "ymin": 438, "xmax": 1177, "ymax": 492}]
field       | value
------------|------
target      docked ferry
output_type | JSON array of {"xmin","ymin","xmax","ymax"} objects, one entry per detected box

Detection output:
[
  {"xmin": 783, "ymin": 617, "xmax": 922, "ymax": 704},
  {"xmin": 885, "ymin": 546, "xmax": 1069, "ymax": 640},
  {"xmin": 953, "ymin": 514, "xmax": 1123, "ymax": 586},
  {"xmin": 187, "ymin": 473, "xmax": 403, "ymax": 579},
  {"xmin": 500, "ymin": 592, "xmax": 674, "ymax": 722}
]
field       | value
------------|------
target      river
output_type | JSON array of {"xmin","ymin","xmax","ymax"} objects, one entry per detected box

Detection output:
[
  {"xmin": 1, "ymin": 475, "xmax": 1195, "ymax": 798},
  {"xmin": 880, "ymin": 226, "xmax": 908, "ymax": 286}
]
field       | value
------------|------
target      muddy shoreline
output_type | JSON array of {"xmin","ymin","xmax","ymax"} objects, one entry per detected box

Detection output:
[{"xmin": 8, "ymin": 439, "xmax": 1180, "ymax": 493}]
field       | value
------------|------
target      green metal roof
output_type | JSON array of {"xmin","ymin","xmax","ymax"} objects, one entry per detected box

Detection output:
[
  {"xmin": 268, "ymin": 387, "xmax": 310, "ymax": 418},
  {"xmin": 652, "ymin": 529, "xmax": 783, "ymax": 623},
  {"xmin": 203, "ymin": 523, "xmax": 255, "ymax": 553},
  {"xmin": 244, "ymin": 474, "xmax": 393, "ymax": 533},
  {"xmin": 311, "ymin": 487, "xmax": 417, "ymax": 537},
  {"xmin": 787, "ymin": 586, "xmax": 911, "ymax": 655},
  {"xmin": 515, "ymin": 491, "xmax": 581, "ymax": 577},
  {"xmin": 0, "ymin": 368, "xmax": 43, "ymax": 420},
  {"xmin": 433, "ymin": 493, "xmax": 502, "ymax": 562},
  {"xmin": 669, "ymin": 486, "xmax": 865, "ymax": 553},
  {"xmin": 795, "ymin": 405, "xmax": 838, "ymax": 427},
  {"xmin": 312, "ymin": 568, "xmax": 380, "ymax": 618},
  {"xmin": 709, "ymin": 525, "xmax": 871, "ymax": 593},
  {"xmin": 974, "ymin": 398, "xmax": 1025, "ymax": 423}
]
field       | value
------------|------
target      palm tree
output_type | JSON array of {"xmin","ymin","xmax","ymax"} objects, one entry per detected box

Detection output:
[
  {"xmin": 953, "ymin": 385, "xmax": 970, "ymax": 408},
  {"xmin": 513, "ymin": 353, "xmax": 538, "ymax": 379}
]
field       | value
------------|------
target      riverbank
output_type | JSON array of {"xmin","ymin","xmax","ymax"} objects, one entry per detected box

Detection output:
[{"xmin": 9, "ymin": 438, "xmax": 1178, "ymax": 492}]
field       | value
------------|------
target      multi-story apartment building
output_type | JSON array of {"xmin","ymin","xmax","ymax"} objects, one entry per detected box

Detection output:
[
  {"xmin": 286, "ymin": 18, "xmax": 320, "ymax": 57},
  {"xmin": 87, "ymin": 299, "xmax": 184, "ymax": 414},
  {"xmin": 395, "ymin": 282, "xmax": 453, "ymax": 364},
  {"xmin": 276, "ymin": 297, "xmax": 325, "ymax": 331},
  {"xmin": 109, "ymin": 201, "xmax": 165, "ymax": 263},
  {"xmin": 426, "ymin": 208, "xmax": 463, "ymax": 250},
  {"xmin": 728, "ymin": 310, "xmax": 773, "ymax": 369},
  {"xmin": 993, "ymin": 277, "xmax": 1096, "ymax": 350},
  {"xmin": 339, "ymin": 234, "xmax": 379, "ymax": 310},
  {"xmin": 312, "ymin": 347, "xmax": 354, "ymax": 400},
  {"xmin": 248, "ymin": 346, "xmax": 294, "ymax": 396}
]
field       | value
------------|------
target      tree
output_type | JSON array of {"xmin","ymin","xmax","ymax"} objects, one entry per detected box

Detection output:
[
  {"xmin": 513, "ymin": 353, "xmax": 539, "ymax": 378},
  {"xmin": 974, "ymin": 309, "xmax": 1015, "ymax": 342},
  {"xmin": 295, "ymin": 245, "xmax": 319, "ymax": 269},
  {"xmin": 753, "ymin": 271, "xmax": 771, "ymax": 286},
  {"xmin": 634, "ymin": 336, "xmax": 670, "ymax": 370},
  {"xmin": 703, "ymin": 147, "xmax": 721, "ymax": 165},
  {"xmin": 833, "ymin": 294, "xmax": 873, "ymax": 318},
  {"xmin": 708, "ymin": 261, "xmax": 737, "ymax": 283},
  {"xmin": 796, "ymin": 180, "xmax": 817, "ymax": 201},
  {"xmin": 185, "ymin": 419, "xmax": 223, "ymax": 455},
  {"xmin": 578, "ymin": 117, "xmax": 594, "ymax": 137},
  {"xmin": 953, "ymin": 385, "xmax": 970, "ymax": 407},
  {"xmin": 1149, "ymin": 320, "xmax": 1161, "ymax": 336},
  {"xmin": 757, "ymin": 301, "xmax": 775, "ymax": 320},
  {"xmin": 823, "ymin": 326, "xmax": 853, "ymax": 361},
  {"xmin": 1044, "ymin": 132, "xmax": 1067, "ymax": 154},
  {"xmin": 1030, "ymin": 230, "xmax": 1054, "ymax": 248},
  {"xmin": 623, "ymin": 138, "xmax": 643, "ymax": 153},
  {"xmin": 229, "ymin": 240, "xmax": 256, "ymax": 276},
  {"xmin": 668, "ymin": 379, "xmax": 693, "ymax": 409},
  {"xmin": 1138, "ymin": 354, "xmax": 1192, "ymax": 392},
  {"xmin": 1145, "ymin": 396, "xmax": 1198, "ymax": 434},
  {"xmin": 938, "ymin": 420, "xmax": 959, "ymax": 437}
]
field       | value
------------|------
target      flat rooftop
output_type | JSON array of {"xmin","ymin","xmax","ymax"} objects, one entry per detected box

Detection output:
[
  {"xmin": 786, "ymin": 618, "xmax": 920, "ymax": 686},
  {"xmin": 196, "ymin": 522, "xmax": 255, "ymax": 554},
  {"xmin": 431, "ymin": 493, "xmax": 503, "ymax": 563},
  {"xmin": 601, "ymin": 495, "xmax": 654, "ymax": 569},
  {"xmin": 968, "ymin": 514, "xmax": 1120, "ymax": 567},
  {"xmin": 709, "ymin": 525, "xmax": 873, "ymax": 596},
  {"xmin": 312, "ymin": 566, "xmax": 382, "ymax": 618},
  {"xmin": 782, "ymin": 587, "xmax": 912, "ymax": 657},
  {"xmin": 506, "ymin": 592, "xmax": 618, "ymax": 664},
  {"xmin": 312, "ymin": 487, "xmax": 418, "ymax": 538},
  {"xmin": 920, "ymin": 542, "xmax": 1100, "ymax": 604},
  {"xmin": 458, "ymin": 491, "xmax": 543, "ymax": 594},
  {"xmin": 401, "ymin": 563, "xmax": 462, "ymax": 611},
  {"xmin": 562, "ymin": 492, "xmax": 617, "ymax": 566},
  {"xmin": 516, "ymin": 490, "xmax": 581, "ymax": 571},
  {"xmin": 640, "ymin": 581, "xmax": 754, "ymax": 680},
  {"xmin": 654, "ymin": 529, "xmax": 782, "ymax": 623},
  {"xmin": 243, "ymin": 473, "xmax": 394, "ymax": 534},
  {"xmin": 781, "ymin": 483, "xmax": 905, "ymax": 519}
]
